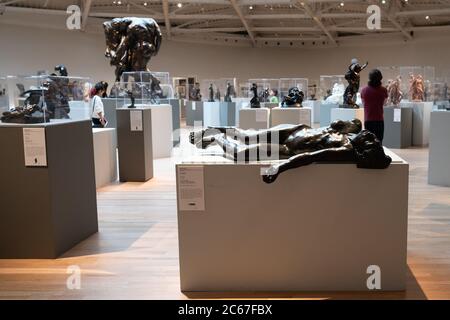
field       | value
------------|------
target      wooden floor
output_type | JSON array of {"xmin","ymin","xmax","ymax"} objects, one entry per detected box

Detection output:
[{"xmin": 0, "ymin": 142, "xmax": 449, "ymax": 299}]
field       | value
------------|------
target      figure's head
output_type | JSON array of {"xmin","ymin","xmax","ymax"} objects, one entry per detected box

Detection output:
[
  {"xmin": 330, "ymin": 118, "xmax": 362, "ymax": 134},
  {"xmin": 55, "ymin": 64, "xmax": 68, "ymax": 77},
  {"xmin": 350, "ymin": 130, "xmax": 392, "ymax": 169}
]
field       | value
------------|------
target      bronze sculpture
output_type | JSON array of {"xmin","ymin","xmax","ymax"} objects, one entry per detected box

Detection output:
[
  {"xmin": 281, "ymin": 87, "xmax": 304, "ymax": 108},
  {"xmin": 189, "ymin": 82, "xmax": 202, "ymax": 101},
  {"xmin": 386, "ymin": 76, "xmax": 403, "ymax": 106},
  {"xmin": 344, "ymin": 59, "xmax": 368, "ymax": 108},
  {"xmin": 190, "ymin": 119, "xmax": 391, "ymax": 183},
  {"xmin": 409, "ymin": 73, "xmax": 425, "ymax": 102},
  {"xmin": 250, "ymin": 83, "xmax": 261, "ymax": 108},
  {"xmin": 208, "ymin": 83, "xmax": 215, "ymax": 102},
  {"xmin": 224, "ymin": 82, "xmax": 234, "ymax": 102},
  {"xmin": 1, "ymin": 104, "xmax": 49, "ymax": 124},
  {"xmin": 103, "ymin": 17, "xmax": 162, "ymax": 82}
]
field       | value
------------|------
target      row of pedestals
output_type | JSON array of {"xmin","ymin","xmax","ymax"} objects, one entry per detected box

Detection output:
[
  {"xmin": 186, "ymin": 100, "xmax": 320, "ymax": 129},
  {"xmin": 0, "ymin": 103, "xmax": 173, "ymax": 258}
]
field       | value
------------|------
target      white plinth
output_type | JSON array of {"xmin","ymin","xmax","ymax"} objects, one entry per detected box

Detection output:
[
  {"xmin": 320, "ymin": 102, "xmax": 339, "ymax": 127},
  {"xmin": 271, "ymin": 107, "xmax": 312, "ymax": 127},
  {"xmin": 232, "ymin": 98, "xmax": 250, "ymax": 125},
  {"xmin": 203, "ymin": 101, "xmax": 222, "ymax": 127},
  {"xmin": 331, "ymin": 108, "xmax": 365, "ymax": 127},
  {"xmin": 400, "ymin": 101, "xmax": 432, "ymax": 146},
  {"xmin": 93, "ymin": 128, "xmax": 117, "ymax": 189},
  {"xmin": 176, "ymin": 148, "xmax": 408, "ymax": 292},
  {"xmin": 428, "ymin": 111, "xmax": 450, "ymax": 186},
  {"xmin": 303, "ymin": 100, "xmax": 320, "ymax": 123},
  {"xmin": 238, "ymin": 108, "xmax": 270, "ymax": 130},
  {"xmin": 136, "ymin": 104, "xmax": 173, "ymax": 159}
]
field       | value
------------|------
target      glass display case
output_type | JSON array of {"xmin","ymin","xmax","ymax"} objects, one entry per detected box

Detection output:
[
  {"xmin": 279, "ymin": 78, "xmax": 308, "ymax": 100},
  {"xmin": 1, "ymin": 75, "xmax": 91, "ymax": 123},
  {"xmin": 115, "ymin": 71, "xmax": 174, "ymax": 106},
  {"xmin": 200, "ymin": 78, "xmax": 237, "ymax": 102},
  {"xmin": 248, "ymin": 78, "xmax": 279, "ymax": 102},
  {"xmin": 431, "ymin": 81, "xmax": 449, "ymax": 103},
  {"xmin": 237, "ymin": 81, "xmax": 251, "ymax": 98},
  {"xmin": 378, "ymin": 66, "xmax": 401, "ymax": 86},
  {"xmin": 319, "ymin": 75, "xmax": 345, "ymax": 104},
  {"xmin": 399, "ymin": 66, "xmax": 435, "ymax": 101}
]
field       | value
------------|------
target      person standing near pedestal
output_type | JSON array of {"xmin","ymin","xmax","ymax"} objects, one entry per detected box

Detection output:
[
  {"xmin": 269, "ymin": 89, "xmax": 279, "ymax": 104},
  {"xmin": 361, "ymin": 69, "xmax": 388, "ymax": 142},
  {"xmin": 90, "ymin": 82, "xmax": 107, "ymax": 128}
]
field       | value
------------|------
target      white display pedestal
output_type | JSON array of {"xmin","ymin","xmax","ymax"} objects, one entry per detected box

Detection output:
[
  {"xmin": 176, "ymin": 149, "xmax": 408, "ymax": 292},
  {"xmin": 400, "ymin": 101, "xmax": 433, "ymax": 146},
  {"xmin": 93, "ymin": 128, "xmax": 117, "ymax": 188},
  {"xmin": 270, "ymin": 107, "xmax": 312, "ymax": 127},
  {"xmin": 203, "ymin": 102, "xmax": 222, "ymax": 127},
  {"xmin": 150, "ymin": 104, "xmax": 173, "ymax": 158},
  {"xmin": 261, "ymin": 102, "xmax": 279, "ymax": 109},
  {"xmin": 320, "ymin": 102, "xmax": 339, "ymax": 127},
  {"xmin": 303, "ymin": 100, "xmax": 320, "ymax": 123},
  {"xmin": 135, "ymin": 104, "xmax": 173, "ymax": 158},
  {"xmin": 428, "ymin": 111, "xmax": 450, "ymax": 186},
  {"xmin": 238, "ymin": 108, "xmax": 270, "ymax": 130},
  {"xmin": 331, "ymin": 108, "xmax": 365, "ymax": 127}
]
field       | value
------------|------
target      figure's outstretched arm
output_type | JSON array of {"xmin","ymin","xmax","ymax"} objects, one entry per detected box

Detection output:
[{"xmin": 262, "ymin": 145, "xmax": 354, "ymax": 183}]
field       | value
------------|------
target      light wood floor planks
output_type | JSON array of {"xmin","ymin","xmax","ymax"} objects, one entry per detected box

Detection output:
[{"xmin": 0, "ymin": 145, "xmax": 449, "ymax": 300}]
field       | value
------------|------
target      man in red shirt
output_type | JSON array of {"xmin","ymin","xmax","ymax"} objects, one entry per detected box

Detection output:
[{"xmin": 361, "ymin": 69, "xmax": 388, "ymax": 142}]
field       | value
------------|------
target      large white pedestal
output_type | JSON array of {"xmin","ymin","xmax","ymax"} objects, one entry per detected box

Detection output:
[
  {"xmin": 135, "ymin": 104, "xmax": 173, "ymax": 158},
  {"xmin": 203, "ymin": 102, "xmax": 222, "ymax": 127},
  {"xmin": 93, "ymin": 128, "xmax": 117, "ymax": 188},
  {"xmin": 238, "ymin": 108, "xmax": 270, "ymax": 130},
  {"xmin": 150, "ymin": 104, "xmax": 173, "ymax": 158},
  {"xmin": 428, "ymin": 111, "xmax": 450, "ymax": 186},
  {"xmin": 331, "ymin": 108, "xmax": 364, "ymax": 127},
  {"xmin": 303, "ymin": 100, "xmax": 320, "ymax": 123},
  {"xmin": 320, "ymin": 102, "xmax": 339, "ymax": 127},
  {"xmin": 400, "ymin": 101, "xmax": 433, "ymax": 146},
  {"xmin": 271, "ymin": 107, "xmax": 312, "ymax": 127},
  {"xmin": 176, "ymin": 149, "xmax": 408, "ymax": 292}
]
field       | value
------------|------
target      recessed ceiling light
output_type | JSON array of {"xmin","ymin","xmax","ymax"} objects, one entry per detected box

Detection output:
[
  {"xmin": 425, "ymin": 15, "xmax": 430, "ymax": 20},
  {"xmin": 177, "ymin": 3, "xmax": 182, "ymax": 8},
  {"xmin": 382, "ymin": 0, "xmax": 386, "ymax": 4},
  {"xmin": 340, "ymin": 2, "xmax": 344, "ymax": 7},
  {"xmin": 249, "ymin": 6, "xmax": 253, "ymax": 10}
]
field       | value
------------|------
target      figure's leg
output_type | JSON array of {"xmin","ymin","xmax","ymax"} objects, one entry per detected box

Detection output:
[{"xmin": 262, "ymin": 145, "xmax": 354, "ymax": 183}]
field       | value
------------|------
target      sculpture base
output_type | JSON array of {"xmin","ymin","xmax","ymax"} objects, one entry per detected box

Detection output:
[
  {"xmin": 383, "ymin": 106, "xmax": 413, "ymax": 149},
  {"xmin": 177, "ymin": 149, "xmax": 408, "ymax": 291},
  {"xmin": 271, "ymin": 107, "xmax": 312, "ymax": 127},
  {"xmin": 238, "ymin": 108, "xmax": 270, "ymax": 130}
]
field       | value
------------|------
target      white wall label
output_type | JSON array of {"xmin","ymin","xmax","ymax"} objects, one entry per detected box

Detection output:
[
  {"xmin": 130, "ymin": 110, "xmax": 143, "ymax": 131},
  {"xmin": 192, "ymin": 103, "xmax": 196, "ymax": 111},
  {"xmin": 178, "ymin": 166, "xmax": 205, "ymax": 211},
  {"xmin": 23, "ymin": 128, "xmax": 47, "ymax": 167},
  {"xmin": 256, "ymin": 109, "xmax": 267, "ymax": 122},
  {"xmin": 393, "ymin": 108, "xmax": 401, "ymax": 122}
]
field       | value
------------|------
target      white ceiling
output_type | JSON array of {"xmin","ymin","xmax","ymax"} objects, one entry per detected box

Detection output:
[{"xmin": 1, "ymin": 0, "xmax": 450, "ymax": 47}]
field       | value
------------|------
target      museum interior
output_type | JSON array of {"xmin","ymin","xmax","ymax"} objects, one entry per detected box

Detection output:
[{"xmin": 0, "ymin": 0, "xmax": 450, "ymax": 301}]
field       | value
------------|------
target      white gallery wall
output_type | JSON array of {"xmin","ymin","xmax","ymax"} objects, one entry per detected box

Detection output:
[{"xmin": 1, "ymin": 12, "xmax": 450, "ymax": 86}]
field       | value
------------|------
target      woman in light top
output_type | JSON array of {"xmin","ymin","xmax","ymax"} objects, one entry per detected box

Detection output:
[{"xmin": 90, "ymin": 82, "xmax": 107, "ymax": 128}]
